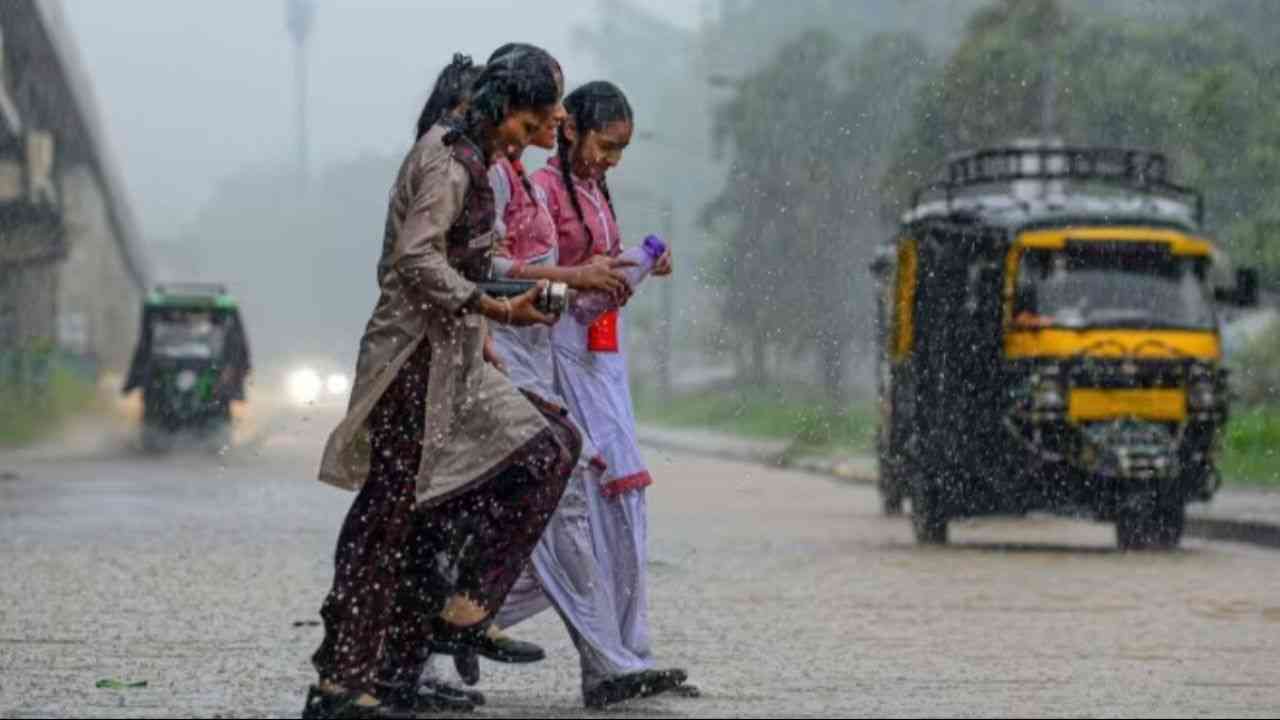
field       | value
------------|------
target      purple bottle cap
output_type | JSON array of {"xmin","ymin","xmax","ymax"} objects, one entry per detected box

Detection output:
[{"xmin": 642, "ymin": 235, "xmax": 667, "ymax": 259}]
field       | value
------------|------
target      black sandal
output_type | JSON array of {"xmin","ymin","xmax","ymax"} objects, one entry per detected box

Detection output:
[
  {"xmin": 420, "ymin": 677, "xmax": 485, "ymax": 709},
  {"xmin": 429, "ymin": 618, "xmax": 546, "ymax": 664},
  {"xmin": 582, "ymin": 668, "xmax": 689, "ymax": 709},
  {"xmin": 300, "ymin": 685, "xmax": 415, "ymax": 719}
]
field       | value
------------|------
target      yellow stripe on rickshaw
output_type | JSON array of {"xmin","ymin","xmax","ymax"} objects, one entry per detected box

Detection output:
[
  {"xmin": 1068, "ymin": 388, "xmax": 1187, "ymax": 423},
  {"xmin": 1016, "ymin": 227, "xmax": 1214, "ymax": 256},
  {"xmin": 1005, "ymin": 329, "xmax": 1221, "ymax": 361}
]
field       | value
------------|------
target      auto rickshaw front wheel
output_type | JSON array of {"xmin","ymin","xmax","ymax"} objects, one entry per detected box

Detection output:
[
  {"xmin": 879, "ymin": 470, "xmax": 906, "ymax": 516},
  {"xmin": 911, "ymin": 487, "xmax": 949, "ymax": 545},
  {"xmin": 1116, "ymin": 500, "xmax": 1185, "ymax": 551}
]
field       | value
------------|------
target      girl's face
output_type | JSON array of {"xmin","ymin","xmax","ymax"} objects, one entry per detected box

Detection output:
[
  {"xmin": 530, "ymin": 71, "xmax": 566, "ymax": 151},
  {"xmin": 570, "ymin": 119, "xmax": 633, "ymax": 180},
  {"xmin": 496, "ymin": 104, "xmax": 559, "ymax": 153}
]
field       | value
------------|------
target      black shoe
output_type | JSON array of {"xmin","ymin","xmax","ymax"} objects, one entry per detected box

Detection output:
[
  {"xmin": 383, "ymin": 681, "xmax": 476, "ymax": 716},
  {"xmin": 582, "ymin": 668, "xmax": 688, "ymax": 709},
  {"xmin": 671, "ymin": 682, "xmax": 702, "ymax": 698},
  {"xmin": 473, "ymin": 630, "xmax": 545, "ymax": 664},
  {"xmin": 432, "ymin": 679, "xmax": 486, "ymax": 707},
  {"xmin": 430, "ymin": 620, "xmax": 545, "ymax": 664},
  {"xmin": 418, "ymin": 678, "xmax": 482, "ymax": 712},
  {"xmin": 301, "ymin": 685, "xmax": 415, "ymax": 719},
  {"xmin": 453, "ymin": 648, "xmax": 481, "ymax": 687}
]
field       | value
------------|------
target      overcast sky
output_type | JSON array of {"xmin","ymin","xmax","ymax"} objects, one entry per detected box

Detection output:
[{"xmin": 63, "ymin": 0, "xmax": 702, "ymax": 238}]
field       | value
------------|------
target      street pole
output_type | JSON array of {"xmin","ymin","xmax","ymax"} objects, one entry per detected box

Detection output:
[{"xmin": 286, "ymin": 0, "xmax": 316, "ymax": 191}]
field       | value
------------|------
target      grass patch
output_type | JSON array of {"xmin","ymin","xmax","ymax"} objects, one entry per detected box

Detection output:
[
  {"xmin": 636, "ymin": 382, "xmax": 1280, "ymax": 489},
  {"xmin": 633, "ymin": 381, "xmax": 876, "ymax": 455},
  {"xmin": 1221, "ymin": 406, "xmax": 1280, "ymax": 488},
  {"xmin": 0, "ymin": 364, "xmax": 99, "ymax": 447}
]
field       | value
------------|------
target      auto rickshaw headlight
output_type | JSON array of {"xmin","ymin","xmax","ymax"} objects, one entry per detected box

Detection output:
[
  {"xmin": 326, "ymin": 373, "xmax": 350, "ymax": 396},
  {"xmin": 288, "ymin": 368, "xmax": 323, "ymax": 405},
  {"xmin": 1188, "ymin": 381, "xmax": 1216, "ymax": 411},
  {"xmin": 1031, "ymin": 378, "xmax": 1066, "ymax": 411},
  {"xmin": 176, "ymin": 369, "xmax": 197, "ymax": 392}
]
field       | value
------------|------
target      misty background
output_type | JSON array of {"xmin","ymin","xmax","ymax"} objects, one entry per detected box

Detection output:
[{"xmin": 62, "ymin": 0, "xmax": 1280, "ymax": 409}]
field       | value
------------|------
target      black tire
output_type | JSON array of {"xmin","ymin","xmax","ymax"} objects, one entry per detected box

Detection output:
[
  {"xmin": 911, "ymin": 487, "xmax": 949, "ymax": 545},
  {"xmin": 882, "ymin": 489, "xmax": 905, "ymax": 516},
  {"xmin": 141, "ymin": 424, "xmax": 170, "ymax": 454},
  {"xmin": 879, "ymin": 467, "xmax": 905, "ymax": 516},
  {"xmin": 1116, "ymin": 502, "xmax": 1185, "ymax": 551}
]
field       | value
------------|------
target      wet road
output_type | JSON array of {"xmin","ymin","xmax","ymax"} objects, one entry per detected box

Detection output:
[{"xmin": 2, "ymin": 413, "xmax": 1279, "ymax": 718}]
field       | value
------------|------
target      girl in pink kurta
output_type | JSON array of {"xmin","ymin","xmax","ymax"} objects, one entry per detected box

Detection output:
[{"xmin": 532, "ymin": 81, "xmax": 690, "ymax": 707}]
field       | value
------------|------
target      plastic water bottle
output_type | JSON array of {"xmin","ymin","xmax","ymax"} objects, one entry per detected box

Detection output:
[{"xmin": 569, "ymin": 235, "xmax": 667, "ymax": 324}]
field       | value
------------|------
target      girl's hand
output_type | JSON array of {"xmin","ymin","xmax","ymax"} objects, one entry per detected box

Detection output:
[
  {"xmin": 506, "ymin": 283, "xmax": 557, "ymax": 326},
  {"xmin": 585, "ymin": 254, "xmax": 636, "ymax": 304},
  {"xmin": 571, "ymin": 261, "xmax": 632, "ymax": 298},
  {"xmin": 480, "ymin": 282, "xmax": 556, "ymax": 327},
  {"xmin": 483, "ymin": 334, "xmax": 507, "ymax": 374},
  {"xmin": 653, "ymin": 248, "xmax": 673, "ymax": 277}
]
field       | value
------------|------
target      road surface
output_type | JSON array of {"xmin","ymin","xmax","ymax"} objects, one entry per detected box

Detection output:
[{"xmin": 2, "ymin": 410, "xmax": 1278, "ymax": 717}]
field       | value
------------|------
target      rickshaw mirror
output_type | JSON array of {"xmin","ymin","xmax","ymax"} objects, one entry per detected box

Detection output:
[{"xmin": 1215, "ymin": 267, "xmax": 1259, "ymax": 307}]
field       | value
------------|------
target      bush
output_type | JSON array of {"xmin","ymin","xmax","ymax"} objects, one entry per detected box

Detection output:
[{"xmin": 0, "ymin": 357, "xmax": 99, "ymax": 447}]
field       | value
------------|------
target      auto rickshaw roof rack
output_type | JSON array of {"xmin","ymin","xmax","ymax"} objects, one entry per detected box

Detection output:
[
  {"xmin": 909, "ymin": 146, "xmax": 1204, "ymax": 226},
  {"xmin": 148, "ymin": 283, "xmax": 236, "ymax": 308}
]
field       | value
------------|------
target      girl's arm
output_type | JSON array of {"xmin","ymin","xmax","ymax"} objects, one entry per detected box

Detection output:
[
  {"xmin": 396, "ymin": 152, "xmax": 480, "ymax": 315},
  {"xmin": 513, "ymin": 258, "xmax": 634, "ymax": 299}
]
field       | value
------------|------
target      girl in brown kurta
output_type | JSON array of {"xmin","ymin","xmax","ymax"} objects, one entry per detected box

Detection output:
[{"xmin": 304, "ymin": 44, "xmax": 577, "ymax": 719}]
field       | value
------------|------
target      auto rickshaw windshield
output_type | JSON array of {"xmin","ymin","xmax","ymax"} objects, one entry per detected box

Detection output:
[
  {"xmin": 1013, "ymin": 248, "xmax": 1216, "ymax": 331},
  {"xmin": 152, "ymin": 311, "xmax": 229, "ymax": 360}
]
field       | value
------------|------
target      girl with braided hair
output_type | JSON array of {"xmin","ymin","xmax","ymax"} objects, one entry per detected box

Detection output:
[
  {"xmin": 523, "ymin": 80, "xmax": 690, "ymax": 709},
  {"xmin": 304, "ymin": 43, "xmax": 578, "ymax": 719},
  {"xmin": 468, "ymin": 65, "xmax": 686, "ymax": 707}
]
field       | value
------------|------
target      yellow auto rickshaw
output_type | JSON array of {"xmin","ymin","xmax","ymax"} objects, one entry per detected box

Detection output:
[{"xmin": 871, "ymin": 145, "xmax": 1258, "ymax": 549}]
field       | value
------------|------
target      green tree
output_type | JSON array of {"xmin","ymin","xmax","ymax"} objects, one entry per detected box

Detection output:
[
  {"xmin": 703, "ymin": 30, "xmax": 933, "ymax": 399},
  {"xmin": 883, "ymin": 0, "xmax": 1280, "ymax": 284}
]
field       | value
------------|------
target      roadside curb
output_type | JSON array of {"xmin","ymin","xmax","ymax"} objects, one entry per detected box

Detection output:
[{"xmin": 638, "ymin": 426, "xmax": 1280, "ymax": 550}]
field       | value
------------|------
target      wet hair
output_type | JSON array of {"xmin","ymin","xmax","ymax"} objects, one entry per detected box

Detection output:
[
  {"xmin": 454, "ymin": 44, "xmax": 560, "ymax": 158},
  {"xmin": 556, "ymin": 81, "xmax": 633, "ymax": 250},
  {"xmin": 416, "ymin": 53, "xmax": 484, "ymax": 141}
]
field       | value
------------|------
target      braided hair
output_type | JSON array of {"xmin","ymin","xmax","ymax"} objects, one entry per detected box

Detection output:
[
  {"xmin": 416, "ymin": 53, "xmax": 484, "ymax": 141},
  {"xmin": 556, "ymin": 81, "xmax": 633, "ymax": 251}
]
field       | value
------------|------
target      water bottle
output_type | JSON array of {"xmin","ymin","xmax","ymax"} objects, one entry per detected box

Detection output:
[
  {"xmin": 476, "ymin": 279, "xmax": 573, "ymax": 315},
  {"xmin": 569, "ymin": 235, "xmax": 667, "ymax": 324}
]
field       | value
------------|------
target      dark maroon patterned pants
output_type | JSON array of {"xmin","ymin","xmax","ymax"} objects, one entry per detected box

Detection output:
[{"xmin": 312, "ymin": 344, "xmax": 580, "ymax": 694}]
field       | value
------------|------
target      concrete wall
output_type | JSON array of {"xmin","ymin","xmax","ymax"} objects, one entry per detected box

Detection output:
[
  {"xmin": 0, "ymin": 255, "xmax": 57, "ymax": 351},
  {"xmin": 57, "ymin": 164, "xmax": 140, "ymax": 372}
]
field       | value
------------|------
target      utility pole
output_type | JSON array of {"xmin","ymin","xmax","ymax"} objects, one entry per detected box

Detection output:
[{"xmin": 286, "ymin": 0, "xmax": 316, "ymax": 190}]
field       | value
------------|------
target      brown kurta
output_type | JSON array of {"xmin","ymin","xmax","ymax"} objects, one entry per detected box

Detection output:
[{"xmin": 317, "ymin": 124, "xmax": 548, "ymax": 507}]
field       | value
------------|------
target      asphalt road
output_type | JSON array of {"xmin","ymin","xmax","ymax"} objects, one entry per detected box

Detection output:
[{"xmin": 2, "ymin": 410, "xmax": 1278, "ymax": 718}]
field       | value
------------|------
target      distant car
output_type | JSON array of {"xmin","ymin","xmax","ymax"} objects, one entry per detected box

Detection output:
[{"xmin": 123, "ymin": 283, "xmax": 251, "ymax": 452}]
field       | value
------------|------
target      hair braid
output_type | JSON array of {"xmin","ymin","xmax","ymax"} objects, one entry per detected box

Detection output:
[
  {"xmin": 510, "ymin": 157, "xmax": 537, "ymax": 201},
  {"xmin": 599, "ymin": 177, "xmax": 617, "ymax": 221},
  {"xmin": 557, "ymin": 124, "xmax": 595, "ymax": 250},
  {"xmin": 557, "ymin": 81, "xmax": 632, "ymax": 253}
]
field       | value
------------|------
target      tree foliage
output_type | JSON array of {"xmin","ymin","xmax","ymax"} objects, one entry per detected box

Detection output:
[
  {"xmin": 884, "ymin": 0, "xmax": 1280, "ymax": 282},
  {"xmin": 703, "ymin": 30, "xmax": 932, "ymax": 396}
]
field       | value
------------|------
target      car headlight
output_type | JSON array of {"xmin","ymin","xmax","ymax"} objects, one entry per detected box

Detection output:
[
  {"xmin": 1031, "ymin": 377, "xmax": 1065, "ymax": 411},
  {"xmin": 176, "ymin": 369, "xmax": 197, "ymax": 392},
  {"xmin": 288, "ymin": 368, "xmax": 323, "ymax": 405},
  {"xmin": 326, "ymin": 373, "xmax": 350, "ymax": 396}
]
